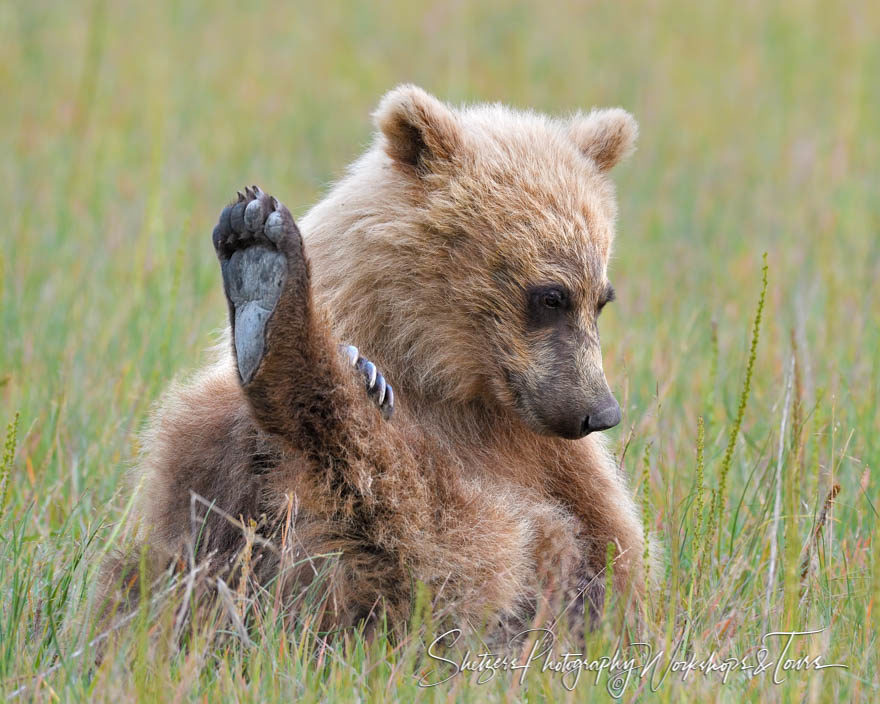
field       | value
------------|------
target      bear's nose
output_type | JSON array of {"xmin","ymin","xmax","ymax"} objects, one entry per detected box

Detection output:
[{"xmin": 581, "ymin": 400, "xmax": 622, "ymax": 435}]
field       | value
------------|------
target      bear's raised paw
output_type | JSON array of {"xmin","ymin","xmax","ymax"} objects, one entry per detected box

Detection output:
[
  {"xmin": 213, "ymin": 186, "xmax": 395, "ymax": 421},
  {"xmin": 213, "ymin": 186, "xmax": 302, "ymax": 385}
]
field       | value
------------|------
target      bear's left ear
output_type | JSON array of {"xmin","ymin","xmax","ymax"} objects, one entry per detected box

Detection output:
[
  {"xmin": 568, "ymin": 108, "xmax": 638, "ymax": 172},
  {"xmin": 374, "ymin": 84, "xmax": 461, "ymax": 170}
]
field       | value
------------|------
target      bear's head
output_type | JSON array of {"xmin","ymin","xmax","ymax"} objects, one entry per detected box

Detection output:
[{"xmin": 304, "ymin": 85, "xmax": 638, "ymax": 440}]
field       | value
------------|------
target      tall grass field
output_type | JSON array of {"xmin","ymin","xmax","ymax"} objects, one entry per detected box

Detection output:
[{"xmin": 1, "ymin": 0, "xmax": 878, "ymax": 701}]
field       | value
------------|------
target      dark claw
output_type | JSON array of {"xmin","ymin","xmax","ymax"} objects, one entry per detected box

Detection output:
[
  {"xmin": 381, "ymin": 385, "xmax": 394, "ymax": 419},
  {"xmin": 358, "ymin": 359, "xmax": 377, "ymax": 388},
  {"xmin": 341, "ymin": 344, "xmax": 359, "ymax": 366},
  {"xmin": 385, "ymin": 384, "xmax": 394, "ymax": 416},
  {"xmin": 339, "ymin": 345, "xmax": 395, "ymax": 420},
  {"xmin": 372, "ymin": 373, "xmax": 387, "ymax": 405}
]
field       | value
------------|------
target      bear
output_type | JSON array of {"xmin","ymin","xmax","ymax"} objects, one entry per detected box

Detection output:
[{"xmin": 98, "ymin": 85, "xmax": 647, "ymax": 640}]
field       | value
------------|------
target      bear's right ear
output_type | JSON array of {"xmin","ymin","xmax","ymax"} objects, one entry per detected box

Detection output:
[
  {"xmin": 568, "ymin": 108, "xmax": 638, "ymax": 172},
  {"xmin": 374, "ymin": 85, "xmax": 461, "ymax": 170}
]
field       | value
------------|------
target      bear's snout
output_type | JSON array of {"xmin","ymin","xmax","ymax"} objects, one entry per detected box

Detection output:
[
  {"xmin": 540, "ymin": 388, "xmax": 621, "ymax": 440},
  {"xmin": 581, "ymin": 397, "xmax": 622, "ymax": 435}
]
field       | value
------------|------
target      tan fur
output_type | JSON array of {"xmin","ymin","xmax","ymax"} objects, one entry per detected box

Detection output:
[{"xmin": 100, "ymin": 85, "xmax": 647, "ymax": 637}]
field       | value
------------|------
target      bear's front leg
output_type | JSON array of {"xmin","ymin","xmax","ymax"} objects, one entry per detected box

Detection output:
[
  {"xmin": 212, "ymin": 186, "xmax": 408, "ymax": 505},
  {"xmin": 213, "ymin": 186, "xmax": 393, "ymax": 420}
]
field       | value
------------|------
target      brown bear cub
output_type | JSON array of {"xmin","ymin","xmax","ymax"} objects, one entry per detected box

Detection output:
[{"xmin": 99, "ymin": 85, "xmax": 648, "ymax": 639}]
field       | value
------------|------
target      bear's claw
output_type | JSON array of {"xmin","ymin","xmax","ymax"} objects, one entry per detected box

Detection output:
[{"xmin": 339, "ymin": 344, "xmax": 395, "ymax": 420}]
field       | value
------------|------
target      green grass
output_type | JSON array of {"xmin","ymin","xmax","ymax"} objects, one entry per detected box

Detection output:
[{"xmin": 2, "ymin": 0, "xmax": 878, "ymax": 700}]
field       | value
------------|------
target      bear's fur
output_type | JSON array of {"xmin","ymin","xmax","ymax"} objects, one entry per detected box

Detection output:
[{"xmin": 99, "ymin": 86, "xmax": 647, "ymax": 637}]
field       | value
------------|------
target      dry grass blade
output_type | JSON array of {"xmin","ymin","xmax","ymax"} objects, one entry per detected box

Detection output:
[
  {"xmin": 765, "ymin": 357, "xmax": 794, "ymax": 624},
  {"xmin": 215, "ymin": 577, "xmax": 255, "ymax": 649},
  {"xmin": 800, "ymin": 483, "xmax": 842, "ymax": 585}
]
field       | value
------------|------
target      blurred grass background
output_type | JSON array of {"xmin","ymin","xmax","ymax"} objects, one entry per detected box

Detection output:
[{"xmin": 1, "ymin": 0, "xmax": 878, "ymax": 701}]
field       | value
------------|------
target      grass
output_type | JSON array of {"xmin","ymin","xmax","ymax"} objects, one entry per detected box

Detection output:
[{"xmin": 2, "ymin": 0, "xmax": 878, "ymax": 700}]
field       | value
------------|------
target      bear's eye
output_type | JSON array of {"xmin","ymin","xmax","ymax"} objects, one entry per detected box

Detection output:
[
  {"xmin": 542, "ymin": 290, "xmax": 564, "ymax": 309},
  {"xmin": 526, "ymin": 285, "xmax": 570, "ymax": 324},
  {"xmin": 597, "ymin": 283, "xmax": 616, "ymax": 314}
]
